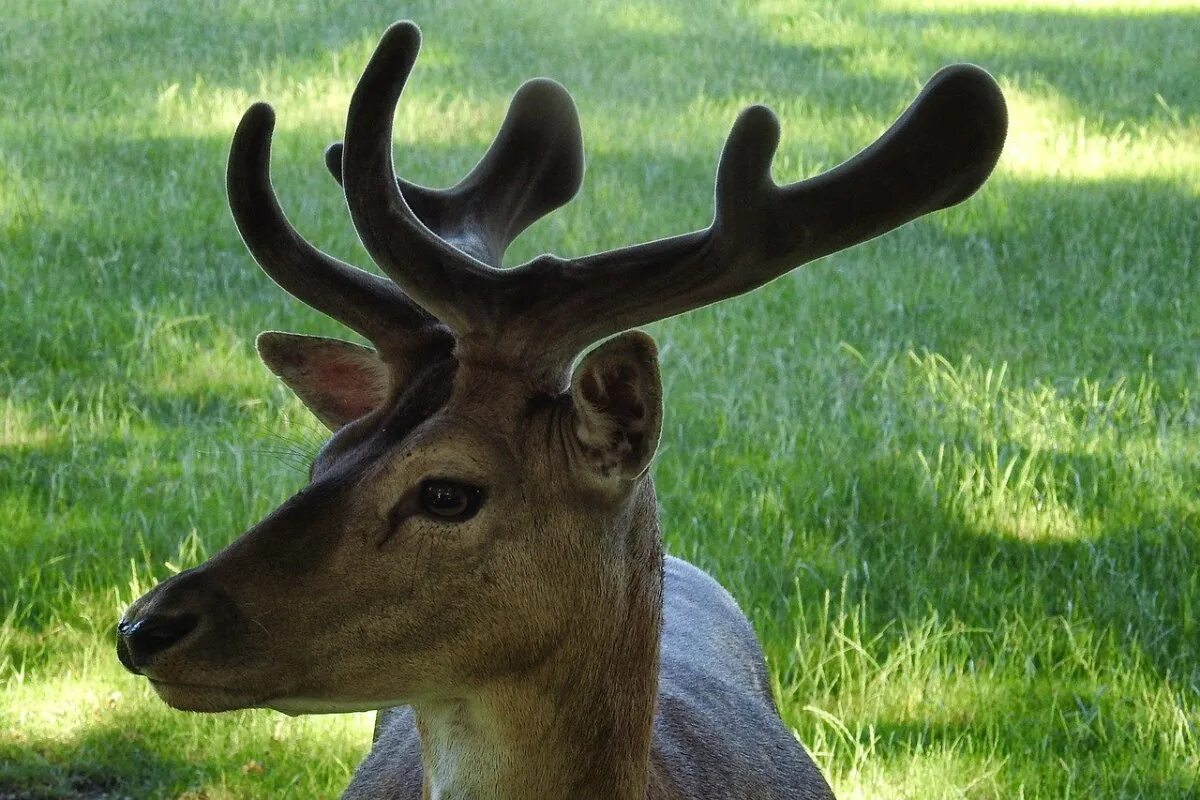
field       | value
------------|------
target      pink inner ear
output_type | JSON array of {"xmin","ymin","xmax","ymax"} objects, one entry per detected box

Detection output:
[
  {"xmin": 307, "ymin": 352, "xmax": 389, "ymax": 421},
  {"xmin": 317, "ymin": 360, "xmax": 362, "ymax": 384}
]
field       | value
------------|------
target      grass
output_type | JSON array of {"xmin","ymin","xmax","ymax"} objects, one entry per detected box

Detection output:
[{"xmin": 1, "ymin": 0, "xmax": 1197, "ymax": 796}]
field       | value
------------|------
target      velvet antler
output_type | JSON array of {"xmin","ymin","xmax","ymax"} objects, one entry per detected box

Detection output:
[
  {"xmin": 516, "ymin": 62, "xmax": 1008, "ymax": 366},
  {"xmin": 227, "ymin": 103, "xmax": 434, "ymax": 353},
  {"xmin": 333, "ymin": 22, "xmax": 1006, "ymax": 373},
  {"xmin": 227, "ymin": 25, "xmax": 584, "ymax": 354},
  {"xmin": 233, "ymin": 20, "xmax": 1006, "ymax": 379},
  {"xmin": 326, "ymin": 77, "xmax": 582, "ymax": 269}
]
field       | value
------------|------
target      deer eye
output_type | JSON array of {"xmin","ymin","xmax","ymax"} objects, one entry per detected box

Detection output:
[{"xmin": 419, "ymin": 480, "xmax": 484, "ymax": 521}]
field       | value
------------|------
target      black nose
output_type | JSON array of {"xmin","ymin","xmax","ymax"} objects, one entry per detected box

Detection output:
[{"xmin": 116, "ymin": 614, "xmax": 198, "ymax": 671}]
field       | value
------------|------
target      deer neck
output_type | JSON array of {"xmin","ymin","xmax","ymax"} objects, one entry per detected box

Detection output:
[{"xmin": 414, "ymin": 485, "xmax": 664, "ymax": 800}]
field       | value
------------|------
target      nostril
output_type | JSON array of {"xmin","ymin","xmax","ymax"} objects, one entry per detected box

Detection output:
[
  {"xmin": 140, "ymin": 615, "xmax": 196, "ymax": 645},
  {"xmin": 120, "ymin": 613, "xmax": 199, "ymax": 666}
]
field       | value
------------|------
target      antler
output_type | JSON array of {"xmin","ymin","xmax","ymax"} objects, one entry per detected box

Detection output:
[
  {"xmin": 337, "ymin": 22, "xmax": 1006, "ymax": 374},
  {"xmin": 326, "ymin": 77, "xmax": 582, "ymax": 269},
  {"xmin": 516, "ymin": 63, "xmax": 1008, "ymax": 365},
  {"xmin": 227, "ymin": 103, "xmax": 433, "ymax": 353},
  {"xmin": 227, "ymin": 27, "xmax": 584, "ymax": 354},
  {"xmin": 340, "ymin": 23, "xmax": 505, "ymax": 336}
]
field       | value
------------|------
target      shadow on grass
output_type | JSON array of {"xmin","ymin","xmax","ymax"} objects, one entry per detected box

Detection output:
[{"xmin": 0, "ymin": 708, "xmax": 197, "ymax": 799}]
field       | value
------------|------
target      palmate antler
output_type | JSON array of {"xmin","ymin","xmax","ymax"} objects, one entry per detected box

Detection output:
[{"xmin": 230, "ymin": 21, "xmax": 1007, "ymax": 380}]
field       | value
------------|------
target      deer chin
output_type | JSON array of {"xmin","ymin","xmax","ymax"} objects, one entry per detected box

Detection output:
[
  {"xmin": 265, "ymin": 696, "xmax": 404, "ymax": 717},
  {"xmin": 148, "ymin": 678, "xmax": 265, "ymax": 713}
]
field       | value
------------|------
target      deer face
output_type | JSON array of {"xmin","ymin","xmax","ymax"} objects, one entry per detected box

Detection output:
[
  {"xmin": 117, "ymin": 23, "xmax": 1004, "ymax": 714},
  {"xmin": 118, "ymin": 334, "xmax": 664, "ymax": 713}
]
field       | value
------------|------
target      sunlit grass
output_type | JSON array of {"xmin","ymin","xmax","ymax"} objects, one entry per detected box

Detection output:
[
  {"xmin": 3, "ymin": 0, "xmax": 1198, "ymax": 797},
  {"xmin": 1000, "ymin": 87, "xmax": 1200, "ymax": 186},
  {"xmin": 1, "ymin": 400, "xmax": 54, "ymax": 449},
  {"xmin": 882, "ymin": 0, "xmax": 1200, "ymax": 13}
]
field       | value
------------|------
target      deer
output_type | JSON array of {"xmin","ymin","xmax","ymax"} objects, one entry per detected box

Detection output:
[{"xmin": 115, "ymin": 21, "xmax": 1006, "ymax": 800}]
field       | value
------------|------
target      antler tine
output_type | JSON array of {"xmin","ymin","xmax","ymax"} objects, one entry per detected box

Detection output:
[
  {"xmin": 324, "ymin": 141, "xmax": 450, "ymax": 251},
  {"xmin": 324, "ymin": 77, "xmax": 584, "ymax": 270},
  {"xmin": 227, "ymin": 103, "xmax": 436, "ymax": 350},
  {"xmin": 515, "ymin": 64, "xmax": 1008, "ymax": 367},
  {"xmin": 341, "ymin": 22, "xmax": 504, "ymax": 335}
]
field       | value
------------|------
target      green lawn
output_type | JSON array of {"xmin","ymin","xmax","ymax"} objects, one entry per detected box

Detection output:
[{"xmin": 2, "ymin": 0, "xmax": 1197, "ymax": 797}]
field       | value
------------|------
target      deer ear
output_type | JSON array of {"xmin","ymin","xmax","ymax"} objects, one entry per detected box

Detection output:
[
  {"xmin": 256, "ymin": 332, "xmax": 391, "ymax": 430},
  {"xmin": 569, "ymin": 332, "xmax": 663, "ymax": 482}
]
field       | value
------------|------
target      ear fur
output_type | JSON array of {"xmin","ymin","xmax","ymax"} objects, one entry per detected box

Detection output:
[
  {"xmin": 256, "ymin": 331, "xmax": 391, "ymax": 430},
  {"xmin": 569, "ymin": 331, "xmax": 663, "ymax": 482}
]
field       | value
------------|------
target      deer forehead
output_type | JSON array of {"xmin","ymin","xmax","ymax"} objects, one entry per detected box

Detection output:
[
  {"xmin": 373, "ymin": 415, "xmax": 521, "ymax": 488},
  {"xmin": 313, "ymin": 360, "xmax": 553, "ymax": 490}
]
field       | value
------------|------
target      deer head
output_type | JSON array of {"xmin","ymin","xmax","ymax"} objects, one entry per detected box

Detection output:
[{"xmin": 117, "ymin": 22, "xmax": 1005, "ymax": 721}]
